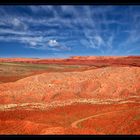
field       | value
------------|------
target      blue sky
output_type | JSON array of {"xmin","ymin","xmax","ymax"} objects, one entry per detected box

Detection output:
[{"xmin": 0, "ymin": 5, "xmax": 140, "ymax": 58}]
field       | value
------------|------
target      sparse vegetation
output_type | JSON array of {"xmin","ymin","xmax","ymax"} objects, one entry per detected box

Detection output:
[{"xmin": 0, "ymin": 62, "xmax": 90, "ymax": 83}]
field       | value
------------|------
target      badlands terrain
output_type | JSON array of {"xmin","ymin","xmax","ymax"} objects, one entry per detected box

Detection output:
[{"xmin": 0, "ymin": 56, "xmax": 140, "ymax": 134}]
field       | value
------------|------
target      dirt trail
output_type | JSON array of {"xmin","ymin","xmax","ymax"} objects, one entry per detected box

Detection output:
[{"xmin": 71, "ymin": 106, "xmax": 140, "ymax": 129}]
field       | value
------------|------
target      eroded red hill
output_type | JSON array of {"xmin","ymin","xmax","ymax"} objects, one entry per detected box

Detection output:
[{"xmin": 0, "ymin": 66, "xmax": 139, "ymax": 105}]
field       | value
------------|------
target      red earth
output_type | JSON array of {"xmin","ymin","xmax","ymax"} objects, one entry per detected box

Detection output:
[
  {"xmin": 0, "ymin": 56, "xmax": 140, "ymax": 134},
  {"xmin": 0, "ymin": 56, "xmax": 140, "ymax": 67}
]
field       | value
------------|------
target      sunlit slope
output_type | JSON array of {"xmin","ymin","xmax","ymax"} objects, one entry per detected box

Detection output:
[{"xmin": 0, "ymin": 66, "xmax": 139, "ymax": 105}]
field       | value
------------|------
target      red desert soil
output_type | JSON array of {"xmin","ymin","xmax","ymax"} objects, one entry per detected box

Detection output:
[
  {"xmin": 0, "ymin": 103, "xmax": 140, "ymax": 134},
  {"xmin": 0, "ymin": 56, "xmax": 140, "ymax": 134},
  {"xmin": 0, "ymin": 56, "xmax": 140, "ymax": 67}
]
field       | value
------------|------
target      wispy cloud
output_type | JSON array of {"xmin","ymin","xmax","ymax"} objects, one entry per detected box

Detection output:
[{"xmin": 0, "ymin": 5, "xmax": 140, "ymax": 56}]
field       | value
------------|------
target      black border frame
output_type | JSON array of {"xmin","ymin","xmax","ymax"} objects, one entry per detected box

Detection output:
[
  {"xmin": 0, "ymin": 0, "xmax": 140, "ymax": 139},
  {"xmin": 0, "ymin": 0, "xmax": 140, "ymax": 5}
]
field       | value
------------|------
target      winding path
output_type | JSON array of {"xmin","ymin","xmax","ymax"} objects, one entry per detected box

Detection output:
[{"xmin": 71, "ymin": 106, "xmax": 140, "ymax": 129}]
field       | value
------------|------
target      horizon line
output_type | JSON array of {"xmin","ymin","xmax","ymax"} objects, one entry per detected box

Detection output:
[{"xmin": 0, "ymin": 55, "xmax": 140, "ymax": 59}]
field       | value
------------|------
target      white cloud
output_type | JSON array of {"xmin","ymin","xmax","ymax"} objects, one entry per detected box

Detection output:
[
  {"xmin": 94, "ymin": 36, "xmax": 105, "ymax": 47},
  {"xmin": 48, "ymin": 39, "xmax": 59, "ymax": 47},
  {"xmin": 47, "ymin": 39, "xmax": 71, "ymax": 51},
  {"xmin": 12, "ymin": 18, "xmax": 28, "ymax": 30},
  {"xmin": 29, "ymin": 41, "xmax": 37, "ymax": 46},
  {"xmin": 12, "ymin": 18, "xmax": 21, "ymax": 26}
]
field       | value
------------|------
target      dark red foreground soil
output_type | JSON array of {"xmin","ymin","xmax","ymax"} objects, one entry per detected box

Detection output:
[{"xmin": 0, "ymin": 103, "xmax": 140, "ymax": 134}]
